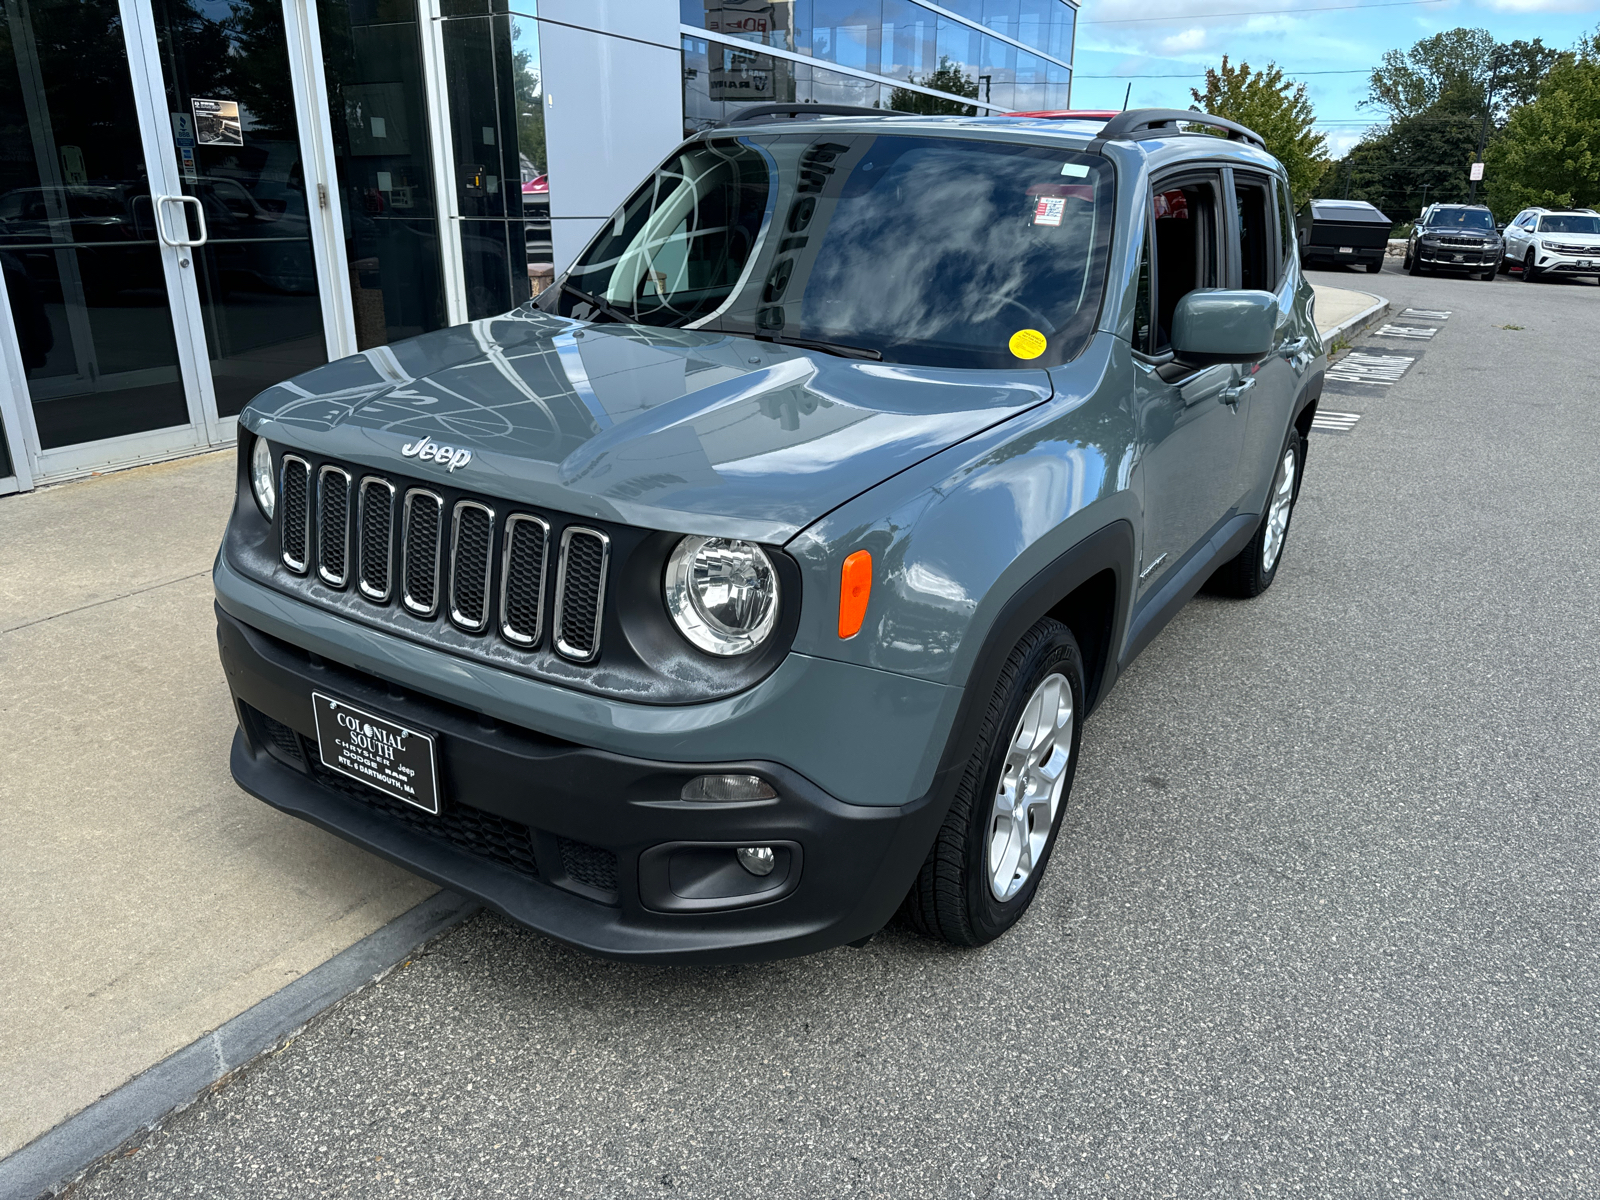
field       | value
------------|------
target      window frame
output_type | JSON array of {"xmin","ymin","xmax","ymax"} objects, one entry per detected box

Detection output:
[{"xmin": 1135, "ymin": 168, "xmax": 1226, "ymax": 365}]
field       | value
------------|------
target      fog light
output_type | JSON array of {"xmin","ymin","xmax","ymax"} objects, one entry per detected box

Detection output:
[
  {"xmin": 681, "ymin": 774, "xmax": 776, "ymax": 802},
  {"xmin": 737, "ymin": 846, "xmax": 776, "ymax": 876}
]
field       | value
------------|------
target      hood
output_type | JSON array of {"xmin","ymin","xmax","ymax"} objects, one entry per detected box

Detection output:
[{"xmin": 242, "ymin": 310, "xmax": 1053, "ymax": 543}]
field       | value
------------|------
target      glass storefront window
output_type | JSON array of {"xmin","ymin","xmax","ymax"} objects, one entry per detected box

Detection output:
[
  {"xmin": 318, "ymin": 0, "xmax": 448, "ymax": 350},
  {"xmin": 439, "ymin": 6, "xmax": 546, "ymax": 317}
]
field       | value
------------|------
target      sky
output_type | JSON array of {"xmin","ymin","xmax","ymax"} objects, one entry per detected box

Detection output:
[{"xmin": 1067, "ymin": 0, "xmax": 1600, "ymax": 156}]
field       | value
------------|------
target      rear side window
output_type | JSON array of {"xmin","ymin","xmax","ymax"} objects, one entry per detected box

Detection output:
[
  {"xmin": 1233, "ymin": 173, "xmax": 1275, "ymax": 291},
  {"xmin": 1275, "ymin": 178, "xmax": 1295, "ymax": 276}
]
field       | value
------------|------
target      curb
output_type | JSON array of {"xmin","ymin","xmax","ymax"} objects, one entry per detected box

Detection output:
[
  {"xmin": 1, "ymin": 890, "xmax": 481, "ymax": 1200},
  {"xmin": 1320, "ymin": 293, "xmax": 1390, "ymax": 346}
]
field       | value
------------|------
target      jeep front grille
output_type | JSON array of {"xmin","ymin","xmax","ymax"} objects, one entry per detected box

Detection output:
[
  {"xmin": 279, "ymin": 455, "xmax": 311, "ymax": 573},
  {"xmin": 357, "ymin": 477, "xmax": 395, "ymax": 601},
  {"xmin": 270, "ymin": 450, "xmax": 609, "ymax": 664},
  {"xmin": 553, "ymin": 527, "xmax": 609, "ymax": 662},
  {"xmin": 448, "ymin": 501, "xmax": 495, "ymax": 633},
  {"xmin": 500, "ymin": 514, "xmax": 549, "ymax": 646},
  {"xmin": 317, "ymin": 466, "xmax": 352, "ymax": 587},
  {"xmin": 401, "ymin": 489, "xmax": 444, "ymax": 617}
]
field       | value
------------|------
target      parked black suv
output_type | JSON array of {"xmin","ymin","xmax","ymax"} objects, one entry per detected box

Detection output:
[{"xmin": 1404, "ymin": 204, "xmax": 1501, "ymax": 280}]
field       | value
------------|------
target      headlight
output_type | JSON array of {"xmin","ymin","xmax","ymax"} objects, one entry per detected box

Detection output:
[
  {"xmin": 665, "ymin": 536, "xmax": 779, "ymax": 656},
  {"xmin": 249, "ymin": 436, "xmax": 276, "ymax": 520}
]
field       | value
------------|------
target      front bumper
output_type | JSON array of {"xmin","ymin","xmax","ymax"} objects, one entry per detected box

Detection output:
[
  {"xmin": 218, "ymin": 606, "xmax": 945, "ymax": 963},
  {"xmin": 1533, "ymin": 250, "xmax": 1600, "ymax": 276}
]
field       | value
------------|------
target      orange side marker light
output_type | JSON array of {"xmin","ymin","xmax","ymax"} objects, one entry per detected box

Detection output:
[{"xmin": 839, "ymin": 550, "xmax": 872, "ymax": 639}]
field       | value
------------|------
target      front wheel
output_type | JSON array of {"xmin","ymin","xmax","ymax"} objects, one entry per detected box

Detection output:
[
  {"xmin": 1210, "ymin": 427, "xmax": 1303, "ymax": 599},
  {"xmin": 901, "ymin": 619, "xmax": 1084, "ymax": 947},
  {"xmin": 1407, "ymin": 252, "xmax": 1423, "ymax": 276},
  {"xmin": 1523, "ymin": 250, "xmax": 1540, "ymax": 281}
]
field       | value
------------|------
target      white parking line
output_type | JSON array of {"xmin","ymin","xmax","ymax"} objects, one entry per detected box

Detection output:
[
  {"xmin": 1401, "ymin": 308, "xmax": 1452, "ymax": 320},
  {"xmin": 1326, "ymin": 352, "xmax": 1416, "ymax": 385},
  {"xmin": 1311, "ymin": 410, "xmax": 1362, "ymax": 433},
  {"xmin": 1375, "ymin": 324, "xmax": 1438, "ymax": 340}
]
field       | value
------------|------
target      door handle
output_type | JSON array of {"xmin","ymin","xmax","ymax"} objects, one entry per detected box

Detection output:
[
  {"xmin": 1221, "ymin": 377, "xmax": 1255, "ymax": 407},
  {"xmin": 155, "ymin": 194, "xmax": 208, "ymax": 248}
]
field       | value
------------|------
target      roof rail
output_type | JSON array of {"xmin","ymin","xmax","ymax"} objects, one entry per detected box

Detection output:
[
  {"xmin": 718, "ymin": 103, "xmax": 906, "ymax": 127},
  {"xmin": 1095, "ymin": 108, "xmax": 1266, "ymax": 150}
]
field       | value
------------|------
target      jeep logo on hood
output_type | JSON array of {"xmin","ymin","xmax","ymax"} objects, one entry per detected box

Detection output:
[{"xmin": 401, "ymin": 435, "xmax": 472, "ymax": 472}]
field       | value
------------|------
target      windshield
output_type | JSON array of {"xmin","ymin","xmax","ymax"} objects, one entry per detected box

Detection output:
[
  {"xmin": 1540, "ymin": 214, "xmax": 1600, "ymax": 234},
  {"xmin": 1426, "ymin": 207, "xmax": 1493, "ymax": 231},
  {"xmin": 541, "ymin": 133, "xmax": 1115, "ymax": 370}
]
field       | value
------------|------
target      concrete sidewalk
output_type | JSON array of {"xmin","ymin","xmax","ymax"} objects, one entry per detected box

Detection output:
[
  {"xmin": 1310, "ymin": 281, "xmax": 1388, "ymax": 342},
  {"xmin": 0, "ymin": 451, "xmax": 434, "ymax": 1161}
]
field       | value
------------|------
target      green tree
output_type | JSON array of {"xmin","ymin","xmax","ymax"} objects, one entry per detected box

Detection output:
[
  {"xmin": 1190, "ymin": 56, "xmax": 1327, "ymax": 203},
  {"xmin": 888, "ymin": 57, "xmax": 978, "ymax": 116},
  {"xmin": 1483, "ymin": 40, "xmax": 1600, "ymax": 217},
  {"xmin": 1365, "ymin": 27, "xmax": 1497, "ymax": 119}
]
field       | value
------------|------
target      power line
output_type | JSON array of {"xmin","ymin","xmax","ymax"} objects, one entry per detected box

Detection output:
[{"xmin": 1080, "ymin": 0, "xmax": 1450, "ymax": 25}]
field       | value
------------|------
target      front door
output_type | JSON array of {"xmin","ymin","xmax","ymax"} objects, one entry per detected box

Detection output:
[{"xmin": 0, "ymin": 0, "xmax": 332, "ymax": 483}]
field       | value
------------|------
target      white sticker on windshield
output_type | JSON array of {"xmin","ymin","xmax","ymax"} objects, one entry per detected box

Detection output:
[
  {"xmin": 1060, "ymin": 163, "xmax": 1090, "ymax": 178},
  {"xmin": 1033, "ymin": 196, "xmax": 1065, "ymax": 227}
]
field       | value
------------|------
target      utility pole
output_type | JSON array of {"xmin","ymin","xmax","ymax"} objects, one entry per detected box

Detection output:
[
  {"xmin": 1343, "ymin": 157, "xmax": 1353, "ymax": 199},
  {"xmin": 1468, "ymin": 49, "xmax": 1503, "ymax": 203}
]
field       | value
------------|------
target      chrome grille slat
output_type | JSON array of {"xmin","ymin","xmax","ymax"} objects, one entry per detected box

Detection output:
[
  {"xmin": 499, "ymin": 514, "xmax": 549, "ymax": 647},
  {"xmin": 553, "ymin": 527, "xmax": 609, "ymax": 662},
  {"xmin": 279, "ymin": 455, "xmax": 311, "ymax": 574},
  {"xmin": 448, "ymin": 501, "xmax": 496, "ymax": 633},
  {"xmin": 316, "ymin": 465, "xmax": 353, "ymax": 587},
  {"xmin": 357, "ymin": 476, "xmax": 396, "ymax": 602},
  {"xmin": 401, "ymin": 489, "xmax": 444, "ymax": 617}
]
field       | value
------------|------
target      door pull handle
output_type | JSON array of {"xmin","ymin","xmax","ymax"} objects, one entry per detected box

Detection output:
[{"xmin": 1221, "ymin": 378, "xmax": 1255, "ymax": 407}]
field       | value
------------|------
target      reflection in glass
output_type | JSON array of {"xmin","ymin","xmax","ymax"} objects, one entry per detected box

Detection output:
[
  {"xmin": 548, "ymin": 134, "xmax": 1114, "ymax": 371},
  {"xmin": 0, "ymin": 402, "xmax": 12, "ymax": 477},
  {"xmin": 0, "ymin": 0, "xmax": 191, "ymax": 448},
  {"xmin": 439, "ymin": 10, "xmax": 542, "ymax": 316},
  {"xmin": 318, "ymin": 0, "xmax": 447, "ymax": 349},
  {"xmin": 150, "ymin": 0, "xmax": 329, "ymax": 415}
]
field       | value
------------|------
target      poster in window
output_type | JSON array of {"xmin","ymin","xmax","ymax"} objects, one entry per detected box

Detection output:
[{"xmin": 191, "ymin": 98, "xmax": 243, "ymax": 146}]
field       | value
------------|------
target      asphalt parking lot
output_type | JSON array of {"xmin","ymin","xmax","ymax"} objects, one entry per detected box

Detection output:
[{"xmin": 71, "ymin": 262, "xmax": 1599, "ymax": 1199}]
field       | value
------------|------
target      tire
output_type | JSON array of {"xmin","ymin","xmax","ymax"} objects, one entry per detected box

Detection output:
[
  {"xmin": 1366, "ymin": 260, "xmax": 1383, "ymax": 274},
  {"xmin": 901, "ymin": 618, "xmax": 1084, "ymax": 948},
  {"xmin": 1480, "ymin": 269, "xmax": 1495, "ymax": 281},
  {"xmin": 1523, "ymin": 250, "xmax": 1539, "ymax": 282},
  {"xmin": 1498, "ymin": 256, "xmax": 1511, "ymax": 274},
  {"xmin": 1209, "ymin": 426, "xmax": 1304, "ymax": 599},
  {"xmin": 1407, "ymin": 252, "xmax": 1422, "ymax": 276}
]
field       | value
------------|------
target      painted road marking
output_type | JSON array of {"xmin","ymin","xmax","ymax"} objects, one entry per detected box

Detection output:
[
  {"xmin": 1375, "ymin": 324, "xmax": 1438, "ymax": 340},
  {"xmin": 1326, "ymin": 352, "xmax": 1416, "ymax": 385},
  {"xmin": 1401, "ymin": 308, "xmax": 1451, "ymax": 320},
  {"xmin": 1312, "ymin": 410, "xmax": 1362, "ymax": 433}
]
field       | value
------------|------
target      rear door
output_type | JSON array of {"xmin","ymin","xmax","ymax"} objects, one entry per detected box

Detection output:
[{"xmin": 1131, "ymin": 170, "xmax": 1247, "ymax": 597}]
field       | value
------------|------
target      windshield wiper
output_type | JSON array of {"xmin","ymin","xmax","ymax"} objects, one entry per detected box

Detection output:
[
  {"xmin": 559, "ymin": 282, "xmax": 633, "ymax": 325},
  {"xmin": 750, "ymin": 332, "xmax": 882, "ymax": 361}
]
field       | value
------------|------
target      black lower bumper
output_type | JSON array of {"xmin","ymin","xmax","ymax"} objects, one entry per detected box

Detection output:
[{"xmin": 217, "ymin": 606, "xmax": 943, "ymax": 963}]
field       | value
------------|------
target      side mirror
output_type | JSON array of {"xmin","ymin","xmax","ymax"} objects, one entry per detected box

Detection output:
[{"xmin": 1170, "ymin": 290, "xmax": 1278, "ymax": 366}]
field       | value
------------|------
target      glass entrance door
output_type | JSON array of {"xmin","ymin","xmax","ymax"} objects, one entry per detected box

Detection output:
[
  {"xmin": 0, "ymin": 0, "xmax": 334, "ymax": 482},
  {"xmin": 146, "ymin": 0, "xmax": 329, "ymax": 417}
]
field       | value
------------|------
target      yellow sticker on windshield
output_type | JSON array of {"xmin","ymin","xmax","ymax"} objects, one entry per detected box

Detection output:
[{"xmin": 1009, "ymin": 329, "xmax": 1047, "ymax": 360}]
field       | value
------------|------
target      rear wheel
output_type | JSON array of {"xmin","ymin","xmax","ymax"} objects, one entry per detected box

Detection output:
[
  {"xmin": 1210, "ymin": 426, "xmax": 1303, "ymax": 599},
  {"xmin": 1366, "ymin": 260, "xmax": 1383, "ymax": 274},
  {"xmin": 901, "ymin": 619, "xmax": 1084, "ymax": 947}
]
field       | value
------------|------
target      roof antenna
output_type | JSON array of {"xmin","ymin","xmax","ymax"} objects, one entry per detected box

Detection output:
[{"xmin": 1122, "ymin": 83, "xmax": 1132, "ymax": 111}]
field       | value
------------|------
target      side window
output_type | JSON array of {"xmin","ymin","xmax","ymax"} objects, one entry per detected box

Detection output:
[
  {"xmin": 1150, "ymin": 177, "xmax": 1220, "ymax": 353},
  {"xmin": 1234, "ymin": 173, "xmax": 1275, "ymax": 291}
]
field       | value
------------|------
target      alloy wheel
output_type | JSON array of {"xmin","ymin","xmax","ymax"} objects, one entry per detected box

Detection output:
[
  {"xmin": 1262, "ymin": 444, "xmax": 1297, "ymax": 573},
  {"xmin": 986, "ymin": 672, "xmax": 1074, "ymax": 901}
]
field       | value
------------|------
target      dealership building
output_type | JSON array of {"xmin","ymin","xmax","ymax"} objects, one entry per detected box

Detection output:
[{"xmin": 0, "ymin": 0, "xmax": 1076, "ymax": 493}]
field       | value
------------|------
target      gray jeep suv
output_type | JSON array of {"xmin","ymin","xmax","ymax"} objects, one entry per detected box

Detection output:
[{"xmin": 216, "ymin": 107, "xmax": 1326, "ymax": 962}]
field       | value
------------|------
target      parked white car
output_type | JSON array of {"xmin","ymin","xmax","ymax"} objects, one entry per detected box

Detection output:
[{"xmin": 1500, "ymin": 208, "xmax": 1600, "ymax": 283}]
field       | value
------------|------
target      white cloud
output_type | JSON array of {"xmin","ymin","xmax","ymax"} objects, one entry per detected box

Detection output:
[{"xmin": 1157, "ymin": 27, "xmax": 1211, "ymax": 54}]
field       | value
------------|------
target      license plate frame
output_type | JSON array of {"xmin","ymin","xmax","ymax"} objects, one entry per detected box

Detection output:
[{"xmin": 312, "ymin": 692, "xmax": 440, "ymax": 814}]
